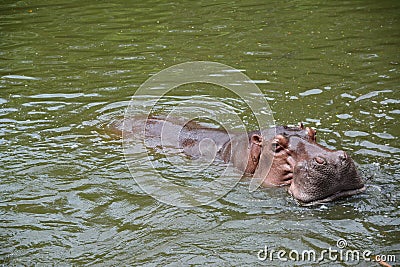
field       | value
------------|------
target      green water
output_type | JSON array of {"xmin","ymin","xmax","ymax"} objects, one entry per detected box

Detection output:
[{"xmin": 1, "ymin": 1, "xmax": 399, "ymax": 266}]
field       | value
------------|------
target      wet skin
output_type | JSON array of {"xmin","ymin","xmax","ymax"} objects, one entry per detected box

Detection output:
[{"xmin": 111, "ymin": 116, "xmax": 365, "ymax": 204}]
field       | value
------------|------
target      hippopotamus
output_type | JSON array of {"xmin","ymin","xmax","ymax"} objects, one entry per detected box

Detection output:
[{"xmin": 110, "ymin": 116, "xmax": 365, "ymax": 205}]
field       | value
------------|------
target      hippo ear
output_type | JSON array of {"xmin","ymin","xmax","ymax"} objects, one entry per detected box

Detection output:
[
  {"xmin": 250, "ymin": 134, "xmax": 263, "ymax": 146},
  {"xmin": 306, "ymin": 127, "xmax": 317, "ymax": 141}
]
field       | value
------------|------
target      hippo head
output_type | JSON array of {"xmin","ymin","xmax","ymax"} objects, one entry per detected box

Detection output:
[
  {"xmin": 251, "ymin": 131, "xmax": 365, "ymax": 204},
  {"xmin": 287, "ymin": 137, "xmax": 366, "ymax": 205}
]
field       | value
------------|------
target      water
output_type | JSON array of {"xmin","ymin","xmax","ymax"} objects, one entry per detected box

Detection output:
[{"xmin": 1, "ymin": 0, "xmax": 399, "ymax": 266}]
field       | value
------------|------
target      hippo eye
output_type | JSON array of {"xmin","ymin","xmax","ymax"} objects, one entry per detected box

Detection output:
[
  {"xmin": 314, "ymin": 156, "xmax": 326, "ymax": 165},
  {"xmin": 271, "ymin": 142, "xmax": 278, "ymax": 151},
  {"xmin": 271, "ymin": 142, "xmax": 283, "ymax": 152}
]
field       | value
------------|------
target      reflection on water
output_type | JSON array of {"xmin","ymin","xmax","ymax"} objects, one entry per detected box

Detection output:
[{"xmin": 1, "ymin": 0, "xmax": 399, "ymax": 266}]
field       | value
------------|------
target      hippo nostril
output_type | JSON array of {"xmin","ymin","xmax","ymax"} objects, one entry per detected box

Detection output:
[
  {"xmin": 338, "ymin": 151, "xmax": 348, "ymax": 161},
  {"xmin": 314, "ymin": 156, "xmax": 326, "ymax": 165}
]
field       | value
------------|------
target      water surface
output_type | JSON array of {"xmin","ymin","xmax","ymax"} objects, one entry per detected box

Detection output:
[{"xmin": 1, "ymin": 1, "xmax": 399, "ymax": 266}]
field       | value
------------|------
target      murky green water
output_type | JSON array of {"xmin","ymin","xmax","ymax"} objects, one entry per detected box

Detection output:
[{"xmin": 1, "ymin": 1, "xmax": 399, "ymax": 266}]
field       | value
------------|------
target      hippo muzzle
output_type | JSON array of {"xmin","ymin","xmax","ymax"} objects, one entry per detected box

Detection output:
[{"xmin": 288, "ymin": 148, "xmax": 366, "ymax": 205}]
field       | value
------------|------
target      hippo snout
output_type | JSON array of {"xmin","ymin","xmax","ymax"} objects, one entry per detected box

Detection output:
[{"xmin": 288, "ymin": 148, "xmax": 366, "ymax": 205}]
